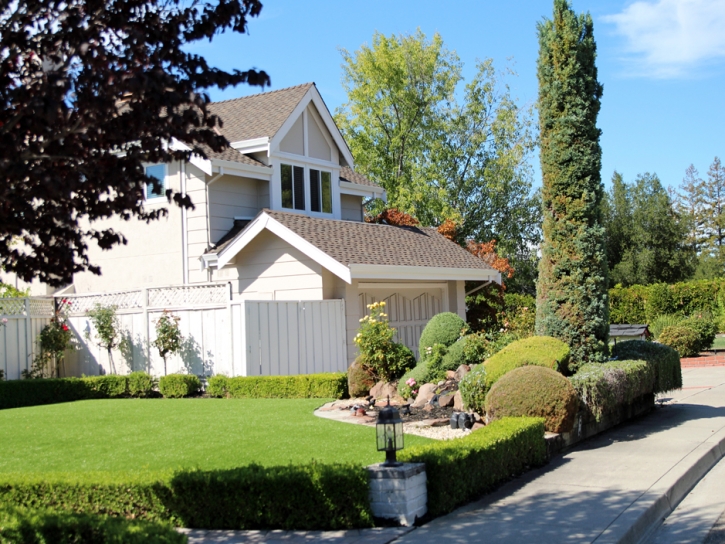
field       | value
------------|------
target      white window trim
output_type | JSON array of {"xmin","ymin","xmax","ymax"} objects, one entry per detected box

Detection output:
[
  {"xmin": 144, "ymin": 163, "xmax": 168, "ymax": 202},
  {"xmin": 278, "ymin": 160, "xmax": 337, "ymax": 218}
]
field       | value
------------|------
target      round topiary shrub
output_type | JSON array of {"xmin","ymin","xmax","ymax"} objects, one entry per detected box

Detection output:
[
  {"xmin": 158, "ymin": 373, "xmax": 201, "ymax": 398},
  {"xmin": 127, "ymin": 371, "xmax": 155, "ymax": 398},
  {"xmin": 680, "ymin": 315, "xmax": 716, "ymax": 353},
  {"xmin": 483, "ymin": 336, "xmax": 571, "ymax": 389},
  {"xmin": 458, "ymin": 363, "xmax": 488, "ymax": 414},
  {"xmin": 658, "ymin": 325, "xmax": 699, "ymax": 358},
  {"xmin": 347, "ymin": 358, "xmax": 376, "ymax": 398},
  {"xmin": 484, "ymin": 365, "xmax": 579, "ymax": 433},
  {"xmin": 418, "ymin": 312, "xmax": 467, "ymax": 358}
]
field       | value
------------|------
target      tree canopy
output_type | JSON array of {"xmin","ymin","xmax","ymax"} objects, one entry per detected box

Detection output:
[
  {"xmin": 335, "ymin": 30, "xmax": 540, "ymax": 290},
  {"xmin": 535, "ymin": 0, "xmax": 609, "ymax": 367},
  {"xmin": 1, "ymin": 0, "xmax": 269, "ymax": 286}
]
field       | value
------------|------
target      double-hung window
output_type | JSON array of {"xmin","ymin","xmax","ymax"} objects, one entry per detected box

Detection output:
[
  {"xmin": 144, "ymin": 164, "xmax": 166, "ymax": 200},
  {"xmin": 281, "ymin": 163, "xmax": 332, "ymax": 214}
]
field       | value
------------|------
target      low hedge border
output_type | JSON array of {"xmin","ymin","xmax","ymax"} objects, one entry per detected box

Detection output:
[
  {"xmin": 0, "ymin": 464, "xmax": 373, "ymax": 530},
  {"xmin": 206, "ymin": 373, "xmax": 348, "ymax": 399},
  {"xmin": 0, "ymin": 505, "xmax": 185, "ymax": 543},
  {"xmin": 398, "ymin": 417, "xmax": 546, "ymax": 518},
  {"xmin": 611, "ymin": 340, "xmax": 682, "ymax": 394}
]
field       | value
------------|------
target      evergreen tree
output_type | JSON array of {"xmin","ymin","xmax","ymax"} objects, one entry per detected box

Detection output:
[
  {"xmin": 677, "ymin": 164, "xmax": 707, "ymax": 255},
  {"xmin": 703, "ymin": 157, "xmax": 725, "ymax": 261},
  {"xmin": 535, "ymin": 0, "xmax": 609, "ymax": 366}
]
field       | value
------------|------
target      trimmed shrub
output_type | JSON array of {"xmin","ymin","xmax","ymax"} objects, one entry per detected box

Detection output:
[
  {"xmin": 158, "ymin": 374, "xmax": 201, "ymax": 398},
  {"xmin": 649, "ymin": 314, "xmax": 683, "ymax": 340},
  {"xmin": 484, "ymin": 366, "xmax": 578, "ymax": 433},
  {"xmin": 347, "ymin": 358, "xmax": 376, "ymax": 398},
  {"xmin": 612, "ymin": 340, "xmax": 682, "ymax": 393},
  {"xmin": 645, "ymin": 283, "xmax": 677, "ymax": 322},
  {"xmin": 0, "ymin": 506, "xmax": 185, "ymax": 543},
  {"xmin": 418, "ymin": 312, "xmax": 467, "ymax": 357},
  {"xmin": 0, "ymin": 464, "xmax": 373, "ymax": 530},
  {"xmin": 128, "ymin": 371, "xmax": 156, "ymax": 398},
  {"xmin": 441, "ymin": 336, "xmax": 469, "ymax": 371},
  {"xmin": 398, "ymin": 417, "xmax": 546, "ymax": 517},
  {"xmin": 658, "ymin": 326, "xmax": 699, "ymax": 358},
  {"xmin": 387, "ymin": 342, "xmax": 417, "ymax": 378},
  {"xmin": 397, "ymin": 360, "xmax": 432, "ymax": 399},
  {"xmin": 206, "ymin": 375, "xmax": 229, "ymax": 398},
  {"xmin": 0, "ymin": 378, "xmax": 95, "ymax": 410},
  {"xmin": 680, "ymin": 315, "xmax": 717, "ymax": 353},
  {"xmin": 570, "ymin": 359, "xmax": 655, "ymax": 421},
  {"xmin": 484, "ymin": 336, "xmax": 571, "ymax": 387},
  {"xmin": 458, "ymin": 364, "xmax": 488, "ymax": 414},
  {"xmin": 81, "ymin": 375, "xmax": 128, "ymax": 398},
  {"xmin": 206, "ymin": 373, "xmax": 347, "ymax": 399}
]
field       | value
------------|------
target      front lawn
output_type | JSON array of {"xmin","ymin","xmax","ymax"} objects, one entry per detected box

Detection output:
[
  {"xmin": 710, "ymin": 336, "xmax": 725, "ymax": 351},
  {"xmin": 0, "ymin": 399, "xmax": 431, "ymax": 473}
]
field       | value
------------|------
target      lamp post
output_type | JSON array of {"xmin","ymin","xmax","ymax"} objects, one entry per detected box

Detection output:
[{"xmin": 376, "ymin": 396, "xmax": 404, "ymax": 467}]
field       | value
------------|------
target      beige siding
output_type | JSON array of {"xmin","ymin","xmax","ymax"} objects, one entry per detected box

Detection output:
[
  {"xmin": 208, "ymin": 175, "xmax": 260, "ymax": 243},
  {"xmin": 258, "ymin": 180, "xmax": 270, "ymax": 209},
  {"xmin": 280, "ymin": 115, "xmax": 304, "ymax": 155},
  {"xmin": 73, "ymin": 162, "xmax": 184, "ymax": 292},
  {"xmin": 231, "ymin": 230, "xmax": 323, "ymax": 300},
  {"xmin": 340, "ymin": 194, "xmax": 364, "ymax": 222},
  {"xmin": 307, "ymin": 111, "xmax": 331, "ymax": 161},
  {"xmin": 186, "ymin": 163, "xmax": 210, "ymax": 284}
]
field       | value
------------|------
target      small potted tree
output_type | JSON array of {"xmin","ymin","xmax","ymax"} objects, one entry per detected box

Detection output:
[
  {"xmin": 86, "ymin": 304, "xmax": 122, "ymax": 374},
  {"xmin": 152, "ymin": 310, "xmax": 183, "ymax": 376}
]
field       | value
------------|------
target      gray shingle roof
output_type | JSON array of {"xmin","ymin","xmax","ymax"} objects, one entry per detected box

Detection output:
[
  {"xmin": 212, "ymin": 210, "xmax": 495, "ymax": 271},
  {"xmin": 610, "ymin": 324, "xmax": 650, "ymax": 337},
  {"xmin": 197, "ymin": 143, "xmax": 269, "ymax": 167},
  {"xmin": 208, "ymin": 83, "xmax": 314, "ymax": 143},
  {"xmin": 339, "ymin": 166, "xmax": 380, "ymax": 189}
]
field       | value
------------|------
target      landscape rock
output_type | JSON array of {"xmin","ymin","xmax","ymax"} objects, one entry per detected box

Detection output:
[
  {"xmin": 423, "ymin": 404, "xmax": 435, "ymax": 412},
  {"xmin": 369, "ymin": 381, "xmax": 398, "ymax": 400},
  {"xmin": 453, "ymin": 390, "xmax": 464, "ymax": 411},
  {"xmin": 438, "ymin": 393, "xmax": 455, "ymax": 408},
  {"xmin": 472, "ymin": 422, "xmax": 486, "ymax": 432},
  {"xmin": 455, "ymin": 364, "xmax": 471, "ymax": 381},
  {"xmin": 446, "ymin": 370, "xmax": 457, "ymax": 379},
  {"xmin": 412, "ymin": 383, "xmax": 437, "ymax": 408}
]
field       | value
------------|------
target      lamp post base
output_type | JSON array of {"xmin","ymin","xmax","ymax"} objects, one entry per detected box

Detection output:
[{"xmin": 367, "ymin": 462, "xmax": 427, "ymax": 526}]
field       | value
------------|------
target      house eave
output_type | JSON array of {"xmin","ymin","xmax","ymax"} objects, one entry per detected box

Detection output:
[
  {"xmin": 230, "ymin": 137, "xmax": 270, "ymax": 155},
  {"xmin": 348, "ymin": 264, "xmax": 501, "ymax": 284},
  {"xmin": 339, "ymin": 180, "xmax": 385, "ymax": 200},
  {"xmin": 210, "ymin": 158, "xmax": 272, "ymax": 180}
]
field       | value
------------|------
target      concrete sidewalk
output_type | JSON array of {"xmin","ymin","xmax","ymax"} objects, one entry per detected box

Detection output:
[
  {"xmin": 394, "ymin": 365, "xmax": 725, "ymax": 544},
  {"xmin": 183, "ymin": 366, "xmax": 725, "ymax": 544}
]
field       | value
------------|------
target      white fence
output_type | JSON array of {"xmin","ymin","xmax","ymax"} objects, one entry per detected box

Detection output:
[{"xmin": 0, "ymin": 286, "xmax": 348, "ymax": 379}]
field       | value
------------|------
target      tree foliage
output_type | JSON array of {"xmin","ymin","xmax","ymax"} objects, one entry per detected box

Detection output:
[
  {"xmin": 335, "ymin": 30, "xmax": 540, "ymax": 286},
  {"xmin": 535, "ymin": 0, "xmax": 609, "ymax": 364},
  {"xmin": 0, "ymin": 0, "xmax": 269, "ymax": 286},
  {"xmin": 604, "ymin": 171, "xmax": 694, "ymax": 286}
]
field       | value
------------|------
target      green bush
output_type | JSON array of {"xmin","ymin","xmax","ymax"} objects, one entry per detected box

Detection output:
[
  {"xmin": 570, "ymin": 359, "xmax": 655, "ymax": 421},
  {"xmin": 612, "ymin": 340, "xmax": 682, "ymax": 393},
  {"xmin": 658, "ymin": 326, "xmax": 699, "ymax": 358},
  {"xmin": 484, "ymin": 366, "xmax": 579, "ymax": 433},
  {"xmin": 206, "ymin": 375, "xmax": 229, "ymax": 398},
  {"xmin": 347, "ymin": 359, "xmax": 376, "ymax": 398},
  {"xmin": 205, "ymin": 373, "xmax": 347, "ymax": 399},
  {"xmin": 158, "ymin": 374, "xmax": 201, "ymax": 399},
  {"xmin": 441, "ymin": 336, "xmax": 469, "ymax": 371},
  {"xmin": 128, "ymin": 371, "xmax": 156, "ymax": 398},
  {"xmin": 0, "ymin": 465, "xmax": 373, "ymax": 530},
  {"xmin": 399, "ymin": 417, "xmax": 546, "ymax": 517},
  {"xmin": 0, "ymin": 506, "xmax": 185, "ymax": 543},
  {"xmin": 418, "ymin": 312, "xmax": 467, "ymax": 358},
  {"xmin": 81, "ymin": 375, "xmax": 128, "ymax": 398},
  {"xmin": 387, "ymin": 342, "xmax": 417, "ymax": 378},
  {"xmin": 680, "ymin": 315, "xmax": 717, "ymax": 353},
  {"xmin": 645, "ymin": 283, "xmax": 677, "ymax": 322},
  {"xmin": 397, "ymin": 360, "xmax": 432, "ymax": 399},
  {"xmin": 0, "ymin": 378, "xmax": 96, "ymax": 410},
  {"xmin": 484, "ymin": 336, "xmax": 571, "ymax": 387},
  {"xmin": 458, "ymin": 364, "xmax": 488, "ymax": 414},
  {"xmin": 353, "ymin": 302, "xmax": 413, "ymax": 381},
  {"xmin": 649, "ymin": 314, "xmax": 683, "ymax": 340}
]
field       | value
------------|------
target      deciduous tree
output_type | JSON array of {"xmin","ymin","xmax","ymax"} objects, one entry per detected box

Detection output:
[
  {"xmin": 535, "ymin": 0, "xmax": 609, "ymax": 366},
  {"xmin": 1, "ymin": 0, "xmax": 269, "ymax": 286}
]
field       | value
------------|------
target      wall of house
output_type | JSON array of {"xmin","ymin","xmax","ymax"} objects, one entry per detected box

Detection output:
[
  {"xmin": 307, "ymin": 105, "xmax": 332, "ymax": 161},
  {"xmin": 71, "ymin": 161, "xmax": 185, "ymax": 293},
  {"xmin": 340, "ymin": 194, "xmax": 364, "ymax": 222},
  {"xmin": 279, "ymin": 115, "xmax": 304, "ymax": 155},
  {"xmin": 186, "ymin": 162, "xmax": 211, "ymax": 284},
  {"xmin": 208, "ymin": 174, "xmax": 261, "ymax": 242},
  {"xmin": 224, "ymin": 230, "xmax": 324, "ymax": 300}
]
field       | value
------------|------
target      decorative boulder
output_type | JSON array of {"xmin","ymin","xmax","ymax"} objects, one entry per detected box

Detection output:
[{"xmin": 411, "ymin": 383, "xmax": 437, "ymax": 408}]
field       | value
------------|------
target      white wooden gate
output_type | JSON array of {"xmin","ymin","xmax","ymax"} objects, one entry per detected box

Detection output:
[
  {"xmin": 0, "ymin": 298, "xmax": 54, "ymax": 380},
  {"xmin": 243, "ymin": 300, "xmax": 347, "ymax": 376}
]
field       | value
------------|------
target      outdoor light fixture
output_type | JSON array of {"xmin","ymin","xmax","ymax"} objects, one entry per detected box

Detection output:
[{"xmin": 376, "ymin": 396, "xmax": 404, "ymax": 466}]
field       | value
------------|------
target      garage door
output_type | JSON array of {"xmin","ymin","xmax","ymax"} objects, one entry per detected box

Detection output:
[{"xmin": 359, "ymin": 290, "xmax": 442, "ymax": 359}]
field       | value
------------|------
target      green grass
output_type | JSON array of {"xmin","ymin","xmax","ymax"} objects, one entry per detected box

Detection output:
[
  {"xmin": 0, "ymin": 399, "xmax": 432, "ymax": 474},
  {"xmin": 710, "ymin": 336, "xmax": 725, "ymax": 350}
]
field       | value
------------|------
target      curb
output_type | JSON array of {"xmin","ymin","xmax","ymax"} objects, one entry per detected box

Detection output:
[{"xmin": 593, "ymin": 426, "xmax": 725, "ymax": 544}]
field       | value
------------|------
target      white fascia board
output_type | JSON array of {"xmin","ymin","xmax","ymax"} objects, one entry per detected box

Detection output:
[
  {"xmin": 210, "ymin": 158, "xmax": 272, "ymax": 180},
  {"xmin": 200, "ymin": 253, "xmax": 218, "ymax": 270},
  {"xmin": 211, "ymin": 212, "xmax": 352, "ymax": 284},
  {"xmin": 339, "ymin": 180, "xmax": 384, "ymax": 199},
  {"xmin": 230, "ymin": 137, "xmax": 270, "ymax": 154},
  {"xmin": 349, "ymin": 264, "xmax": 502, "ymax": 284},
  {"xmin": 168, "ymin": 138, "xmax": 212, "ymax": 176}
]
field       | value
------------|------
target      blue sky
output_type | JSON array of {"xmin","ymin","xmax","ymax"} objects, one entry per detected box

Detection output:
[{"xmin": 191, "ymin": 0, "xmax": 725, "ymax": 191}]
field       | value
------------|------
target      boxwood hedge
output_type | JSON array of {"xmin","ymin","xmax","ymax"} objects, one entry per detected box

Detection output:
[
  {"xmin": 611, "ymin": 340, "xmax": 682, "ymax": 393},
  {"xmin": 205, "ymin": 373, "xmax": 347, "ymax": 399}
]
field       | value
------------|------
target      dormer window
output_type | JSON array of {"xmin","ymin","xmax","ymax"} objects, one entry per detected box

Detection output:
[{"xmin": 280, "ymin": 163, "xmax": 333, "ymax": 215}]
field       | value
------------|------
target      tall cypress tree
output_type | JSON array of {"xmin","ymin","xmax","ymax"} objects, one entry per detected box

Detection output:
[{"xmin": 535, "ymin": 0, "xmax": 609, "ymax": 367}]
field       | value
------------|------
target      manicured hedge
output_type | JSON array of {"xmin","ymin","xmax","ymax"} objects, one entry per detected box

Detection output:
[
  {"xmin": 484, "ymin": 336, "xmax": 571, "ymax": 384},
  {"xmin": 0, "ymin": 464, "xmax": 373, "ymax": 530},
  {"xmin": 570, "ymin": 359, "xmax": 655, "ymax": 421},
  {"xmin": 205, "ymin": 373, "xmax": 348, "ymax": 399},
  {"xmin": 0, "ymin": 505, "xmax": 185, "ymax": 543},
  {"xmin": 398, "ymin": 417, "xmax": 546, "ymax": 517},
  {"xmin": 611, "ymin": 340, "xmax": 682, "ymax": 393},
  {"xmin": 158, "ymin": 374, "xmax": 201, "ymax": 399},
  {"xmin": 418, "ymin": 312, "xmax": 467, "ymax": 358}
]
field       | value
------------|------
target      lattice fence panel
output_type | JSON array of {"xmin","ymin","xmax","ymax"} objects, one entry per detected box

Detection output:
[
  {"xmin": 0, "ymin": 298, "xmax": 27, "ymax": 316},
  {"xmin": 148, "ymin": 284, "xmax": 229, "ymax": 308},
  {"xmin": 63, "ymin": 290, "xmax": 143, "ymax": 315},
  {"xmin": 28, "ymin": 298, "xmax": 55, "ymax": 317}
]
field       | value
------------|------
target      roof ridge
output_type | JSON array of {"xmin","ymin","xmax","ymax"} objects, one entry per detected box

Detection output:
[{"xmin": 210, "ymin": 83, "xmax": 314, "ymax": 106}]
